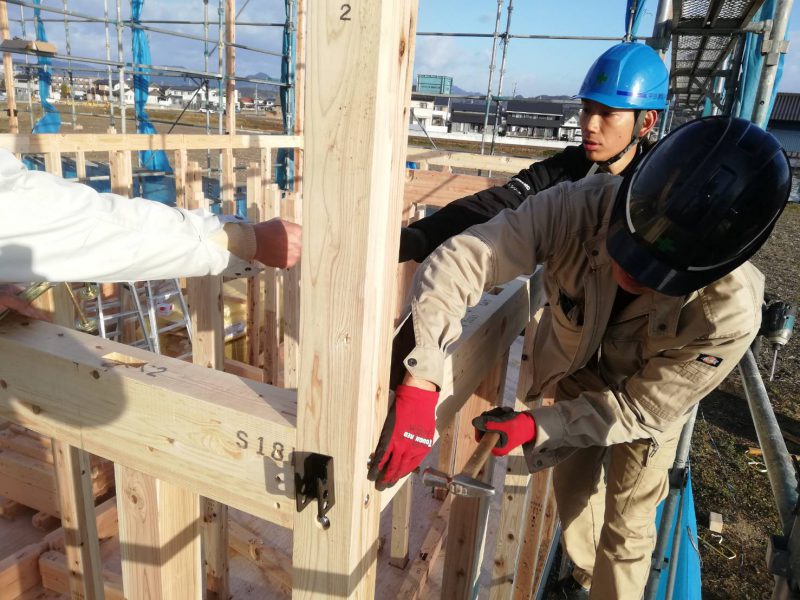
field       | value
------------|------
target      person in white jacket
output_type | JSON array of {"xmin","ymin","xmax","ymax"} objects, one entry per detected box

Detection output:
[{"xmin": 0, "ymin": 149, "xmax": 301, "ymax": 315}]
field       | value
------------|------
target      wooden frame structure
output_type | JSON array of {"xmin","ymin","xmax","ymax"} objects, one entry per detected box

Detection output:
[{"xmin": 0, "ymin": 2, "xmax": 560, "ymax": 599}]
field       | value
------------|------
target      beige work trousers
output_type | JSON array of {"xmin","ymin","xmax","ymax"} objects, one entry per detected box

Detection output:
[{"xmin": 552, "ymin": 427, "xmax": 681, "ymax": 599}]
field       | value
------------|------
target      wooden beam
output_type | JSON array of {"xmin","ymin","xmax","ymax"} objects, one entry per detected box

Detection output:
[
  {"xmin": 0, "ymin": 318, "xmax": 297, "ymax": 526},
  {"xmin": 0, "ymin": 540, "xmax": 48, "ymax": 598},
  {"xmin": 405, "ymin": 147, "xmax": 533, "ymax": 174},
  {"xmin": 403, "ymin": 169, "xmax": 506, "ymax": 209},
  {"xmin": 0, "ymin": 133, "xmax": 303, "ymax": 154},
  {"xmin": 293, "ymin": 1, "xmax": 418, "ymax": 597},
  {"xmin": 229, "ymin": 519, "xmax": 292, "ymax": 595},
  {"xmin": 441, "ymin": 352, "xmax": 510, "ymax": 599},
  {"xmin": 116, "ymin": 465, "xmax": 202, "ymax": 600},
  {"xmin": 0, "ymin": 1, "xmax": 18, "ymax": 134}
]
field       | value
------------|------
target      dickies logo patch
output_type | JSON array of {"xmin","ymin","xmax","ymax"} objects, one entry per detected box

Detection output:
[{"xmin": 697, "ymin": 354, "xmax": 723, "ymax": 367}]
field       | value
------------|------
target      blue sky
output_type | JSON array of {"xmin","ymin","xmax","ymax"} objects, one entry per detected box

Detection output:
[{"xmin": 6, "ymin": 1, "xmax": 800, "ymax": 97}]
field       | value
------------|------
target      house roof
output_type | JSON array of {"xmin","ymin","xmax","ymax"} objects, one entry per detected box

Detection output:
[
  {"xmin": 506, "ymin": 116, "xmax": 561, "ymax": 128},
  {"xmin": 506, "ymin": 100, "xmax": 563, "ymax": 115},
  {"xmin": 451, "ymin": 110, "xmax": 497, "ymax": 125},
  {"xmin": 771, "ymin": 92, "xmax": 800, "ymax": 123}
]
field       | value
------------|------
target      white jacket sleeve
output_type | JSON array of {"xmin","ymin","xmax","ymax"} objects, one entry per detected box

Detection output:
[{"xmin": 0, "ymin": 150, "xmax": 254, "ymax": 282}]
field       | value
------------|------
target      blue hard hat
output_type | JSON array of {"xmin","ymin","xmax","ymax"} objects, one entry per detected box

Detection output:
[{"xmin": 576, "ymin": 42, "xmax": 669, "ymax": 110}]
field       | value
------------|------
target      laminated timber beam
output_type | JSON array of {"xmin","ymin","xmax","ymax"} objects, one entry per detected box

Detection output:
[
  {"xmin": 0, "ymin": 317, "xmax": 297, "ymax": 528},
  {"xmin": 293, "ymin": 1, "xmax": 418, "ymax": 598},
  {"xmin": 405, "ymin": 146, "xmax": 534, "ymax": 174}
]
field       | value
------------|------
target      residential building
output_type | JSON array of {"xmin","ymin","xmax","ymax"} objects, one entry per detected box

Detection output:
[
  {"xmin": 505, "ymin": 100, "xmax": 563, "ymax": 140},
  {"xmin": 449, "ymin": 100, "xmax": 500, "ymax": 134},
  {"xmin": 768, "ymin": 92, "xmax": 800, "ymax": 157},
  {"xmin": 409, "ymin": 92, "xmax": 449, "ymax": 133}
]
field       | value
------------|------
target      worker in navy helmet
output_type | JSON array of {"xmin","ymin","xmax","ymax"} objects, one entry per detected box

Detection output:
[
  {"xmin": 399, "ymin": 41, "xmax": 669, "ymax": 262},
  {"xmin": 373, "ymin": 116, "xmax": 790, "ymax": 599}
]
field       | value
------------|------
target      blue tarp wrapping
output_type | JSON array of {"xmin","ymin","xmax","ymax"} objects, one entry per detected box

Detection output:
[
  {"xmin": 276, "ymin": 0, "xmax": 295, "ymax": 190},
  {"xmin": 625, "ymin": 0, "xmax": 648, "ymax": 40},
  {"xmin": 31, "ymin": 0, "xmax": 60, "ymax": 134},
  {"xmin": 735, "ymin": 0, "xmax": 786, "ymax": 126},
  {"xmin": 131, "ymin": 0, "xmax": 175, "ymax": 204},
  {"xmin": 654, "ymin": 472, "xmax": 703, "ymax": 600}
]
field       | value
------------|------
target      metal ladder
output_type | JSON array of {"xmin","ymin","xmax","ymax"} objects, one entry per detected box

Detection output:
[{"xmin": 87, "ymin": 280, "xmax": 193, "ymax": 358}]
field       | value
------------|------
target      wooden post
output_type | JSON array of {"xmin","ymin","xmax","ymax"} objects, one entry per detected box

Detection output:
[
  {"xmin": 173, "ymin": 148, "xmax": 189, "ymax": 209},
  {"xmin": 292, "ymin": 2, "xmax": 417, "ymax": 597},
  {"xmin": 441, "ymin": 352, "xmax": 510, "ymax": 600},
  {"xmin": 389, "ymin": 477, "xmax": 413, "ymax": 569},
  {"xmin": 221, "ymin": 0, "xmax": 236, "ymax": 215},
  {"xmin": 0, "ymin": 0, "xmax": 18, "ymax": 134},
  {"xmin": 262, "ymin": 183, "xmax": 282, "ymax": 385}
]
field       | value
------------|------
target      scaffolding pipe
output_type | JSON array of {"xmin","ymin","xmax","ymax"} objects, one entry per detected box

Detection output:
[
  {"xmin": 650, "ymin": 0, "xmax": 673, "ymax": 56},
  {"xmin": 416, "ymin": 31, "xmax": 631, "ymax": 41},
  {"xmin": 724, "ymin": 34, "xmax": 746, "ymax": 116},
  {"xmin": 10, "ymin": 18, "xmax": 285, "ymax": 27},
  {"xmin": 62, "ymin": 0, "xmax": 76, "ymax": 129},
  {"xmin": 103, "ymin": 0, "xmax": 114, "ymax": 127},
  {"xmin": 752, "ymin": 0, "xmax": 794, "ymax": 127},
  {"xmin": 19, "ymin": 4, "xmax": 33, "ymax": 131},
  {"xmin": 489, "ymin": 0, "xmax": 513, "ymax": 158},
  {"xmin": 739, "ymin": 348, "xmax": 797, "ymax": 533},
  {"xmin": 479, "ymin": 0, "xmax": 503, "ymax": 156},
  {"xmin": 642, "ymin": 405, "xmax": 698, "ymax": 600},
  {"xmin": 115, "ymin": 0, "xmax": 124, "ymax": 133},
  {"xmin": 204, "ymin": 0, "xmax": 211, "ymax": 168}
]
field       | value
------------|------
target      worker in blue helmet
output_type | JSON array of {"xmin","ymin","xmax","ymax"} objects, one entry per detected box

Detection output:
[
  {"xmin": 372, "ymin": 116, "xmax": 790, "ymax": 598},
  {"xmin": 399, "ymin": 42, "xmax": 669, "ymax": 263}
]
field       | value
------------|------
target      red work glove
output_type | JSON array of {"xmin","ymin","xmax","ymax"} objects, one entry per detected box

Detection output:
[
  {"xmin": 368, "ymin": 384, "xmax": 438, "ymax": 489},
  {"xmin": 472, "ymin": 407, "xmax": 536, "ymax": 456}
]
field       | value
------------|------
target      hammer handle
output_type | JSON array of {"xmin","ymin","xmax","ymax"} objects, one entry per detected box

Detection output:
[{"xmin": 463, "ymin": 431, "xmax": 501, "ymax": 479}]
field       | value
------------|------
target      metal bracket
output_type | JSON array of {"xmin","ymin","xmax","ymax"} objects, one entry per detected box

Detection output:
[{"xmin": 294, "ymin": 452, "xmax": 335, "ymax": 526}]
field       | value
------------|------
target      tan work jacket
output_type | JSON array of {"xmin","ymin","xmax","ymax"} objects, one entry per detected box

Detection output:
[{"xmin": 404, "ymin": 174, "xmax": 764, "ymax": 472}]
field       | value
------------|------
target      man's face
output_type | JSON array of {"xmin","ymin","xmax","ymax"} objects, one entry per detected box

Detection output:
[
  {"xmin": 579, "ymin": 99, "xmax": 637, "ymax": 163},
  {"xmin": 611, "ymin": 261, "xmax": 650, "ymax": 295}
]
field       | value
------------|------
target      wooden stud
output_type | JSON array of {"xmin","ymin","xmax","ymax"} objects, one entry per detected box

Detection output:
[
  {"xmin": 0, "ymin": 1, "xmax": 18, "ymax": 134},
  {"xmin": 45, "ymin": 283, "xmax": 106, "ymax": 600},
  {"xmin": 281, "ymin": 194, "xmax": 300, "ymax": 389},
  {"xmin": 292, "ymin": 2, "xmax": 418, "ymax": 597},
  {"xmin": 75, "ymin": 151, "xmax": 87, "ymax": 181},
  {"xmin": 389, "ymin": 477, "xmax": 413, "ymax": 569},
  {"xmin": 262, "ymin": 183, "xmax": 282, "ymax": 385},
  {"xmin": 246, "ymin": 162, "xmax": 264, "ymax": 368},
  {"xmin": 441, "ymin": 352, "xmax": 511, "ymax": 600},
  {"xmin": 396, "ymin": 495, "xmax": 453, "ymax": 599},
  {"xmin": 186, "ymin": 221, "xmax": 229, "ymax": 598},
  {"xmin": 109, "ymin": 150, "xmax": 133, "ymax": 197},
  {"xmin": 44, "ymin": 153, "xmax": 63, "ymax": 178},
  {"xmin": 221, "ymin": 149, "xmax": 235, "ymax": 215},
  {"xmin": 173, "ymin": 149, "xmax": 189, "ymax": 209},
  {"xmin": 292, "ymin": 0, "xmax": 305, "ymax": 196}
]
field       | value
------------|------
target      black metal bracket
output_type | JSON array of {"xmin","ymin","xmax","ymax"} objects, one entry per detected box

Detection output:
[{"xmin": 294, "ymin": 452, "xmax": 335, "ymax": 523}]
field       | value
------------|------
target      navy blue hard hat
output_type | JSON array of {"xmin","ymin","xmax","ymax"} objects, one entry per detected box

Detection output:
[
  {"xmin": 606, "ymin": 116, "xmax": 791, "ymax": 296},
  {"xmin": 576, "ymin": 42, "xmax": 669, "ymax": 110}
]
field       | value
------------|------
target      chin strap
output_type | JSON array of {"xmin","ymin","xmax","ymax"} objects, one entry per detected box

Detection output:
[{"xmin": 592, "ymin": 110, "xmax": 648, "ymax": 172}]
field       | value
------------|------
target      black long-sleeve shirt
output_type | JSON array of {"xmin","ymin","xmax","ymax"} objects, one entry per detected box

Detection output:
[{"xmin": 405, "ymin": 141, "xmax": 652, "ymax": 261}]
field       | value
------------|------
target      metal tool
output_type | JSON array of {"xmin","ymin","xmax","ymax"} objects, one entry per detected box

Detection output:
[
  {"xmin": 762, "ymin": 301, "xmax": 797, "ymax": 381},
  {"xmin": 421, "ymin": 430, "xmax": 500, "ymax": 497}
]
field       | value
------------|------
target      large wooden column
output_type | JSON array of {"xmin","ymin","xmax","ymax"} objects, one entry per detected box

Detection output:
[{"xmin": 293, "ymin": 2, "xmax": 417, "ymax": 598}]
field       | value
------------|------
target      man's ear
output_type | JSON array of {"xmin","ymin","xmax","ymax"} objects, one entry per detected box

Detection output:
[{"xmin": 639, "ymin": 110, "xmax": 659, "ymax": 137}]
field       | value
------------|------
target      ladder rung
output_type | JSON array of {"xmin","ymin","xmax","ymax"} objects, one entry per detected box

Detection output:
[{"xmin": 157, "ymin": 322, "xmax": 189, "ymax": 334}]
